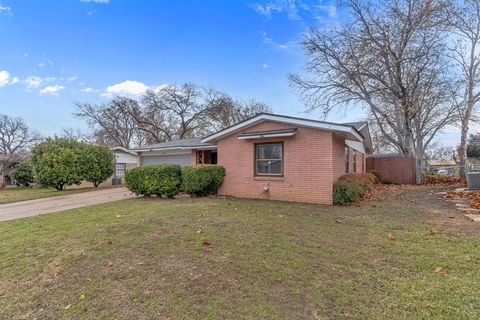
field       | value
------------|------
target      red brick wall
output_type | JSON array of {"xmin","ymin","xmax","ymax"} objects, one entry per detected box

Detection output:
[
  {"xmin": 216, "ymin": 121, "xmax": 346, "ymax": 204},
  {"xmin": 332, "ymin": 135, "xmax": 346, "ymax": 181}
]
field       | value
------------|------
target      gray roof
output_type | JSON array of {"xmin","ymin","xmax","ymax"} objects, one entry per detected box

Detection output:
[
  {"xmin": 131, "ymin": 138, "xmax": 215, "ymax": 151},
  {"xmin": 342, "ymin": 121, "xmax": 367, "ymax": 130}
]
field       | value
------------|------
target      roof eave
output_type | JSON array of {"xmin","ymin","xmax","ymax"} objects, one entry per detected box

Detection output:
[{"xmin": 202, "ymin": 113, "xmax": 364, "ymax": 144}]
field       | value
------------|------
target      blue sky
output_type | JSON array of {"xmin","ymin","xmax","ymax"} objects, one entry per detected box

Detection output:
[{"xmin": 0, "ymin": 0, "xmax": 461, "ymax": 147}]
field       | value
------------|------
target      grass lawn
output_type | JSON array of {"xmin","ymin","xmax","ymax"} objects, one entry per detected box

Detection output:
[
  {"xmin": 0, "ymin": 187, "xmax": 479, "ymax": 319},
  {"xmin": 0, "ymin": 186, "xmax": 111, "ymax": 205}
]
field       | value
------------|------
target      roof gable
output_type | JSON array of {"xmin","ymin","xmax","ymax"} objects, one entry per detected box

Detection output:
[{"xmin": 201, "ymin": 113, "xmax": 365, "ymax": 144}]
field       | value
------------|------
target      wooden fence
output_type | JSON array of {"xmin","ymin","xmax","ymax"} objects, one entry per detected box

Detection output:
[{"xmin": 366, "ymin": 156, "xmax": 416, "ymax": 185}]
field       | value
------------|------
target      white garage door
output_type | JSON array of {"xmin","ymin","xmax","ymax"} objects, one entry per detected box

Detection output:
[{"xmin": 141, "ymin": 153, "xmax": 192, "ymax": 166}]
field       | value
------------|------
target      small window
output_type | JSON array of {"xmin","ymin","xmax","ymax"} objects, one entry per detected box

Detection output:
[
  {"xmin": 345, "ymin": 147, "xmax": 349, "ymax": 173},
  {"xmin": 352, "ymin": 150, "xmax": 357, "ymax": 173},
  {"xmin": 115, "ymin": 163, "xmax": 127, "ymax": 177},
  {"xmin": 255, "ymin": 142, "xmax": 283, "ymax": 176},
  {"xmin": 362, "ymin": 154, "xmax": 365, "ymax": 172}
]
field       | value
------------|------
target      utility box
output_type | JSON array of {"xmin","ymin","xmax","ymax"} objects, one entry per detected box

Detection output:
[{"xmin": 467, "ymin": 172, "xmax": 480, "ymax": 189}]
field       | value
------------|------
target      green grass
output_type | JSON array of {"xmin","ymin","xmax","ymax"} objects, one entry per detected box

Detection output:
[
  {"xmin": 0, "ymin": 188, "xmax": 479, "ymax": 319},
  {"xmin": 0, "ymin": 186, "xmax": 111, "ymax": 204}
]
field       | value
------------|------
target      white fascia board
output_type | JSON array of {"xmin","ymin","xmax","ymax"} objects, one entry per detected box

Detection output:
[
  {"xmin": 345, "ymin": 139, "xmax": 366, "ymax": 154},
  {"xmin": 202, "ymin": 114, "xmax": 364, "ymax": 143},
  {"xmin": 238, "ymin": 131, "xmax": 297, "ymax": 140}
]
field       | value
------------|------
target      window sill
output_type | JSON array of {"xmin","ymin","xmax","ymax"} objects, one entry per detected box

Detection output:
[{"xmin": 254, "ymin": 176, "xmax": 284, "ymax": 182}]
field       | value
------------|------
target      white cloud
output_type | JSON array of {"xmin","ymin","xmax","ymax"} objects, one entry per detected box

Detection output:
[
  {"xmin": 251, "ymin": 1, "xmax": 299, "ymax": 20},
  {"xmin": 38, "ymin": 62, "xmax": 46, "ymax": 67},
  {"xmin": 24, "ymin": 76, "xmax": 56, "ymax": 89},
  {"xmin": 260, "ymin": 31, "xmax": 296, "ymax": 50},
  {"xmin": 0, "ymin": 70, "xmax": 10, "ymax": 87},
  {"xmin": 0, "ymin": 4, "xmax": 12, "ymax": 16},
  {"xmin": 262, "ymin": 63, "xmax": 270, "ymax": 69},
  {"xmin": 81, "ymin": 87, "xmax": 95, "ymax": 93},
  {"xmin": 0, "ymin": 71, "xmax": 20, "ymax": 87},
  {"xmin": 104, "ymin": 80, "xmax": 149, "ymax": 97},
  {"xmin": 80, "ymin": 0, "xmax": 109, "ymax": 3},
  {"xmin": 316, "ymin": 4, "xmax": 337, "ymax": 18},
  {"xmin": 39, "ymin": 85, "xmax": 65, "ymax": 96}
]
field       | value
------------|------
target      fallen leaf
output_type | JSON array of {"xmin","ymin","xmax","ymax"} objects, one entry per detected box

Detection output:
[
  {"xmin": 137, "ymin": 262, "xmax": 145, "ymax": 266},
  {"xmin": 107, "ymin": 240, "xmax": 113, "ymax": 245},
  {"xmin": 116, "ymin": 215, "xmax": 121, "ymax": 218},
  {"xmin": 64, "ymin": 304, "xmax": 72, "ymax": 310},
  {"xmin": 78, "ymin": 293, "xmax": 86, "ymax": 300},
  {"xmin": 387, "ymin": 233, "xmax": 395, "ymax": 241},
  {"xmin": 107, "ymin": 261, "xmax": 113, "ymax": 267},
  {"xmin": 202, "ymin": 239, "xmax": 210, "ymax": 246},
  {"xmin": 434, "ymin": 267, "xmax": 447, "ymax": 275},
  {"xmin": 335, "ymin": 219, "xmax": 342, "ymax": 224},
  {"xmin": 196, "ymin": 228, "xmax": 203, "ymax": 234}
]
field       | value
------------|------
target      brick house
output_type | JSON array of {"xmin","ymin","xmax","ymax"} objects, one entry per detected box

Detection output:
[{"xmin": 133, "ymin": 113, "xmax": 372, "ymax": 204}]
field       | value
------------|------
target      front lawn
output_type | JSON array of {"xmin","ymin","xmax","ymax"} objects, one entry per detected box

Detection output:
[
  {"xmin": 0, "ymin": 187, "xmax": 479, "ymax": 319},
  {"xmin": 0, "ymin": 186, "xmax": 111, "ymax": 204}
]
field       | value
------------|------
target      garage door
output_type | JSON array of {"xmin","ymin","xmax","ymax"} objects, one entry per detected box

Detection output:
[{"xmin": 141, "ymin": 153, "xmax": 192, "ymax": 166}]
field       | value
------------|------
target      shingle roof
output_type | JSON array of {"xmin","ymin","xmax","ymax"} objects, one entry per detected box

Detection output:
[
  {"xmin": 342, "ymin": 121, "xmax": 367, "ymax": 130},
  {"xmin": 131, "ymin": 138, "xmax": 215, "ymax": 151}
]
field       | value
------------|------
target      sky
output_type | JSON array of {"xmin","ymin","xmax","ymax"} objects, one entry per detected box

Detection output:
[{"xmin": 0, "ymin": 0, "xmax": 462, "ymax": 147}]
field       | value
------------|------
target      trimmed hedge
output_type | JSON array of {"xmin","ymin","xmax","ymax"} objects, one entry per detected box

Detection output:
[
  {"xmin": 125, "ymin": 164, "xmax": 182, "ymax": 197},
  {"xmin": 333, "ymin": 172, "xmax": 378, "ymax": 205},
  {"xmin": 182, "ymin": 165, "xmax": 225, "ymax": 196}
]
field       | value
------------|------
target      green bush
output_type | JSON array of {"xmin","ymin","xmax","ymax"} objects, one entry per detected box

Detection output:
[
  {"xmin": 30, "ymin": 138, "xmax": 85, "ymax": 190},
  {"xmin": 333, "ymin": 172, "xmax": 378, "ymax": 205},
  {"xmin": 182, "ymin": 165, "xmax": 225, "ymax": 196},
  {"xmin": 10, "ymin": 160, "xmax": 34, "ymax": 187},
  {"xmin": 81, "ymin": 144, "xmax": 115, "ymax": 187},
  {"xmin": 333, "ymin": 181, "xmax": 365, "ymax": 205},
  {"xmin": 125, "ymin": 165, "xmax": 182, "ymax": 197}
]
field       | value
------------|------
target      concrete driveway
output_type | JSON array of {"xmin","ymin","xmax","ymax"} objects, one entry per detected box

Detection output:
[{"xmin": 0, "ymin": 187, "xmax": 136, "ymax": 222}]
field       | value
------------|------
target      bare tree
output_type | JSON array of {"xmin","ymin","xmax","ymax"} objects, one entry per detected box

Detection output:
[
  {"xmin": 74, "ymin": 97, "xmax": 144, "ymax": 149},
  {"xmin": 447, "ymin": 0, "xmax": 480, "ymax": 177},
  {"xmin": 136, "ymin": 83, "xmax": 212, "ymax": 142},
  {"xmin": 290, "ymin": 0, "xmax": 456, "ymax": 182},
  {"xmin": 0, "ymin": 114, "xmax": 41, "ymax": 185},
  {"xmin": 425, "ymin": 143, "xmax": 458, "ymax": 162},
  {"xmin": 205, "ymin": 91, "xmax": 272, "ymax": 131}
]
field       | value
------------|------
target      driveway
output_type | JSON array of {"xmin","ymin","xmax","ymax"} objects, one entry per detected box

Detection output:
[{"xmin": 0, "ymin": 187, "xmax": 136, "ymax": 222}]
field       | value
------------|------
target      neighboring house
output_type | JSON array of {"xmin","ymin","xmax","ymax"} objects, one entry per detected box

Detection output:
[
  {"xmin": 427, "ymin": 159, "xmax": 457, "ymax": 175},
  {"xmin": 111, "ymin": 147, "xmax": 138, "ymax": 180},
  {"xmin": 133, "ymin": 113, "xmax": 372, "ymax": 204}
]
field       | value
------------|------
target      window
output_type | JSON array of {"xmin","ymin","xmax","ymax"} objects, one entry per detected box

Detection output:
[
  {"xmin": 361, "ymin": 154, "xmax": 365, "ymax": 172},
  {"xmin": 255, "ymin": 142, "xmax": 283, "ymax": 176},
  {"xmin": 345, "ymin": 147, "xmax": 349, "ymax": 173},
  {"xmin": 115, "ymin": 163, "xmax": 127, "ymax": 177},
  {"xmin": 352, "ymin": 150, "xmax": 357, "ymax": 173}
]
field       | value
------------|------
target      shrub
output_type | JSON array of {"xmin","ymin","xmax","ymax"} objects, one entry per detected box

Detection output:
[
  {"xmin": 125, "ymin": 165, "xmax": 182, "ymax": 197},
  {"xmin": 81, "ymin": 144, "xmax": 115, "ymax": 187},
  {"xmin": 333, "ymin": 180, "xmax": 365, "ymax": 205},
  {"xmin": 30, "ymin": 138, "xmax": 85, "ymax": 190},
  {"xmin": 333, "ymin": 172, "xmax": 378, "ymax": 205},
  {"xmin": 182, "ymin": 165, "xmax": 225, "ymax": 196},
  {"xmin": 10, "ymin": 160, "xmax": 34, "ymax": 187}
]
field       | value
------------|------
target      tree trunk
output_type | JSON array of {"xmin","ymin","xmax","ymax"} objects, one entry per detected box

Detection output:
[{"xmin": 459, "ymin": 118, "xmax": 469, "ymax": 178}]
